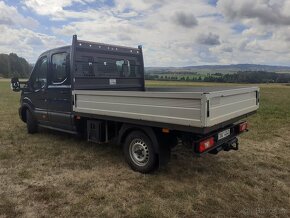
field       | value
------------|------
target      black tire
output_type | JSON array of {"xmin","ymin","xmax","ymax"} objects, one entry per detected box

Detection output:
[
  {"xmin": 123, "ymin": 131, "xmax": 158, "ymax": 173},
  {"xmin": 26, "ymin": 110, "xmax": 38, "ymax": 134}
]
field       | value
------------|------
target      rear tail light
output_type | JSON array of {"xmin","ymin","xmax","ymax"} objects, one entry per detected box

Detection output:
[
  {"xmin": 198, "ymin": 137, "xmax": 215, "ymax": 153},
  {"xmin": 239, "ymin": 122, "xmax": 248, "ymax": 132}
]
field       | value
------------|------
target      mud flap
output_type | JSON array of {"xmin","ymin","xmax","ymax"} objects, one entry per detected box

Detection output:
[{"xmin": 158, "ymin": 143, "xmax": 171, "ymax": 168}]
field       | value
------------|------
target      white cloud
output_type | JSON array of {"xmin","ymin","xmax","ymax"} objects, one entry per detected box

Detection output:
[
  {"xmin": 0, "ymin": 1, "xmax": 64, "ymax": 62},
  {"xmin": 0, "ymin": 1, "xmax": 38, "ymax": 28},
  {"xmin": 218, "ymin": 0, "xmax": 290, "ymax": 26},
  {"xmin": 23, "ymin": 0, "xmax": 105, "ymax": 20},
  {"xmin": 51, "ymin": 0, "xmax": 223, "ymax": 66},
  {"xmin": 0, "ymin": 25, "xmax": 65, "ymax": 62},
  {"xmin": 0, "ymin": 0, "xmax": 290, "ymax": 66}
]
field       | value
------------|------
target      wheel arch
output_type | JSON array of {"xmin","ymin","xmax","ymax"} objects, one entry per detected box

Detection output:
[
  {"xmin": 118, "ymin": 124, "xmax": 160, "ymax": 154},
  {"xmin": 20, "ymin": 103, "xmax": 34, "ymax": 123}
]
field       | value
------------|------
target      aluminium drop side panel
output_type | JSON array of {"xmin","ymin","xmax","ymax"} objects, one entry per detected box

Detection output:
[
  {"xmin": 205, "ymin": 87, "xmax": 259, "ymax": 127},
  {"xmin": 72, "ymin": 90, "xmax": 204, "ymax": 127},
  {"xmin": 72, "ymin": 87, "xmax": 259, "ymax": 129}
]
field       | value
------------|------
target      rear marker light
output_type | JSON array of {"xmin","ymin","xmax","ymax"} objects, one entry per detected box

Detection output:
[
  {"xmin": 162, "ymin": 128, "xmax": 170, "ymax": 133},
  {"xmin": 239, "ymin": 122, "xmax": 248, "ymax": 132},
  {"xmin": 199, "ymin": 137, "xmax": 215, "ymax": 153}
]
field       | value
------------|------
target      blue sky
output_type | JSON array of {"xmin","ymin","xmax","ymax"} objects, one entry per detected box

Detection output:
[{"xmin": 1, "ymin": 0, "xmax": 290, "ymax": 66}]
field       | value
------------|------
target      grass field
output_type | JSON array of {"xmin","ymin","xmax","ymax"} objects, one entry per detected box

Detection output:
[{"xmin": 0, "ymin": 79, "xmax": 289, "ymax": 217}]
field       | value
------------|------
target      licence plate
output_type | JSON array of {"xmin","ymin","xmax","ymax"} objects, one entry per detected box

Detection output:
[{"xmin": 218, "ymin": 129, "xmax": 231, "ymax": 140}]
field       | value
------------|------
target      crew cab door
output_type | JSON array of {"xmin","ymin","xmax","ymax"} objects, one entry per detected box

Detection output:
[
  {"xmin": 27, "ymin": 55, "xmax": 48, "ymax": 123},
  {"xmin": 46, "ymin": 50, "xmax": 73, "ymax": 131}
]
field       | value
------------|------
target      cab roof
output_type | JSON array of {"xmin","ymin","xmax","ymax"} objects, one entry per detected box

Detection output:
[{"xmin": 39, "ymin": 45, "xmax": 71, "ymax": 57}]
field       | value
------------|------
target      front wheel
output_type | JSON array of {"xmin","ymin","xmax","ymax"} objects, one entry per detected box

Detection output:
[{"xmin": 123, "ymin": 131, "xmax": 158, "ymax": 173}]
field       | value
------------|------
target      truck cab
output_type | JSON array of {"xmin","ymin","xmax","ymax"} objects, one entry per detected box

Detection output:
[{"xmin": 18, "ymin": 46, "xmax": 74, "ymax": 133}]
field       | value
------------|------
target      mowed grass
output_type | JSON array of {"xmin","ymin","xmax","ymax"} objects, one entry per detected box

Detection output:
[{"xmin": 0, "ymin": 79, "xmax": 289, "ymax": 217}]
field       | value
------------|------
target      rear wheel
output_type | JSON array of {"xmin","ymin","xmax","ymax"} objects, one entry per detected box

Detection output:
[
  {"xmin": 26, "ymin": 110, "xmax": 38, "ymax": 134},
  {"xmin": 123, "ymin": 131, "xmax": 158, "ymax": 173}
]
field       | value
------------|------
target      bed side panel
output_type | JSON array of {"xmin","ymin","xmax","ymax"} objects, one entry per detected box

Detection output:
[
  {"xmin": 73, "ymin": 90, "xmax": 203, "ymax": 127},
  {"xmin": 206, "ymin": 87, "xmax": 259, "ymax": 127}
]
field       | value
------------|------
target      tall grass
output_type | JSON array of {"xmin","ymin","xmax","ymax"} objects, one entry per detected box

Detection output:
[{"xmin": 0, "ymin": 80, "xmax": 289, "ymax": 217}]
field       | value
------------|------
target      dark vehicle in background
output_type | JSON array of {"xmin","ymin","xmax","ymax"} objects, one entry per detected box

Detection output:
[{"xmin": 11, "ymin": 35, "xmax": 259, "ymax": 173}]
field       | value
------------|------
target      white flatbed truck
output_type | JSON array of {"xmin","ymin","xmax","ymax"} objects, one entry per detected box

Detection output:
[{"xmin": 12, "ymin": 35, "xmax": 259, "ymax": 173}]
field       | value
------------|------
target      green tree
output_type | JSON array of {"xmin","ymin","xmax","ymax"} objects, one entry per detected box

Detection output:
[{"xmin": 0, "ymin": 53, "xmax": 31, "ymax": 78}]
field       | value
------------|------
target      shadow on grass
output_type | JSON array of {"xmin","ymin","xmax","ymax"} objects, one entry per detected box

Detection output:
[{"xmin": 35, "ymin": 126, "xmax": 237, "ymax": 181}]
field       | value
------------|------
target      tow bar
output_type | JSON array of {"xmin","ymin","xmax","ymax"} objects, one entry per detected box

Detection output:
[
  {"xmin": 223, "ymin": 137, "xmax": 239, "ymax": 151},
  {"xmin": 208, "ymin": 137, "xmax": 239, "ymax": 155}
]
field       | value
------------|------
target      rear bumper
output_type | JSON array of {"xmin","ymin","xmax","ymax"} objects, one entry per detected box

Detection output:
[
  {"xmin": 193, "ymin": 121, "xmax": 247, "ymax": 155},
  {"xmin": 206, "ymin": 137, "xmax": 239, "ymax": 155}
]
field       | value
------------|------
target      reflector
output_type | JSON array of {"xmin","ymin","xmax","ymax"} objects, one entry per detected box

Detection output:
[{"xmin": 239, "ymin": 122, "xmax": 248, "ymax": 132}]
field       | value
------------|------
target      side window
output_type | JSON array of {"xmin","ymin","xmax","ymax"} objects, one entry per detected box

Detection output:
[
  {"xmin": 31, "ymin": 56, "xmax": 47, "ymax": 90},
  {"xmin": 97, "ymin": 59, "xmax": 133, "ymax": 77},
  {"xmin": 116, "ymin": 60, "xmax": 125, "ymax": 75},
  {"xmin": 51, "ymin": 53, "xmax": 68, "ymax": 84},
  {"xmin": 75, "ymin": 56, "xmax": 141, "ymax": 78},
  {"xmin": 129, "ymin": 60, "xmax": 140, "ymax": 77},
  {"xmin": 116, "ymin": 60, "xmax": 130, "ymax": 77}
]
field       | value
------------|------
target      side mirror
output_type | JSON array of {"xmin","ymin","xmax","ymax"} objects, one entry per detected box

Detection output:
[{"xmin": 11, "ymin": 77, "xmax": 20, "ymax": 92}]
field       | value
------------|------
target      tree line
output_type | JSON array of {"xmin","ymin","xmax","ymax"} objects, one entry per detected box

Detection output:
[
  {"xmin": 0, "ymin": 53, "xmax": 32, "ymax": 78},
  {"xmin": 145, "ymin": 71, "xmax": 290, "ymax": 83},
  {"xmin": 203, "ymin": 71, "xmax": 290, "ymax": 83}
]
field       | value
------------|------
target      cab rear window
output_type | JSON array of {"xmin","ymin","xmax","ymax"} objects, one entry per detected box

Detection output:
[{"xmin": 75, "ymin": 56, "xmax": 141, "ymax": 78}]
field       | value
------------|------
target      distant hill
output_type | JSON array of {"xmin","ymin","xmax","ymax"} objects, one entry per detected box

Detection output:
[
  {"xmin": 0, "ymin": 53, "xmax": 32, "ymax": 78},
  {"xmin": 145, "ymin": 64, "xmax": 290, "ymax": 74}
]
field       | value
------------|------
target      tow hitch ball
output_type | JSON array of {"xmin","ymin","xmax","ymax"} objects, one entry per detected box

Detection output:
[{"xmin": 224, "ymin": 138, "xmax": 239, "ymax": 151}]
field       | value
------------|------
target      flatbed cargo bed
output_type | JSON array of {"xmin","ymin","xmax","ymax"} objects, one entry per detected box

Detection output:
[{"xmin": 73, "ymin": 86, "xmax": 259, "ymax": 133}]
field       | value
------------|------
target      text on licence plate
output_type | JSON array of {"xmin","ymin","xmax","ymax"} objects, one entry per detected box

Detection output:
[{"xmin": 218, "ymin": 129, "xmax": 231, "ymax": 140}]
